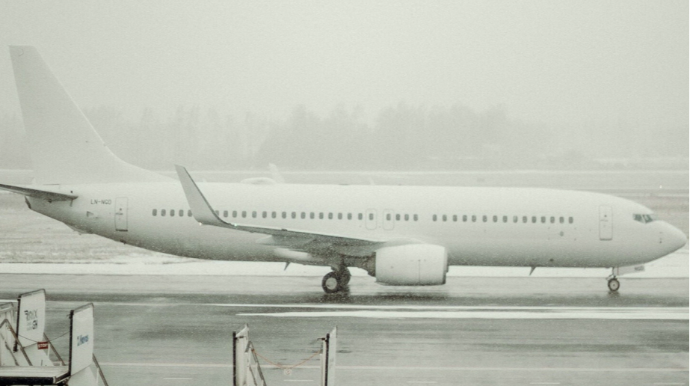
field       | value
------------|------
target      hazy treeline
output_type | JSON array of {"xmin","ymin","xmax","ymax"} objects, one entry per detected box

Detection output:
[{"xmin": 0, "ymin": 103, "xmax": 687, "ymax": 171}]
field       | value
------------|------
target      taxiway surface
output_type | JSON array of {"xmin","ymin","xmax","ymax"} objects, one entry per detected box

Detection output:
[{"xmin": 0, "ymin": 275, "xmax": 686, "ymax": 386}]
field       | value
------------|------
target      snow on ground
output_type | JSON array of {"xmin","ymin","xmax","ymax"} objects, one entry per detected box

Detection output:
[{"xmin": 0, "ymin": 249, "xmax": 686, "ymax": 278}]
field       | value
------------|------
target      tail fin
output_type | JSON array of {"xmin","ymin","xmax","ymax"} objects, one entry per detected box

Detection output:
[{"xmin": 9, "ymin": 46, "xmax": 169, "ymax": 184}]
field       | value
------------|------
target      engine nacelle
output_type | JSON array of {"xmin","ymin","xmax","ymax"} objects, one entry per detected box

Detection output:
[{"xmin": 374, "ymin": 244, "xmax": 448, "ymax": 286}]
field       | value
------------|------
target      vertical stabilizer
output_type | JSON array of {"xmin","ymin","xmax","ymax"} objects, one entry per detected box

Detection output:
[{"xmin": 9, "ymin": 46, "xmax": 169, "ymax": 184}]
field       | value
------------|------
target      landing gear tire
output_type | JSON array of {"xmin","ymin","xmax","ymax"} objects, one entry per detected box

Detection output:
[
  {"xmin": 322, "ymin": 272, "xmax": 342, "ymax": 294},
  {"xmin": 608, "ymin": 278, "xmax": 620, "ymax": 292}
]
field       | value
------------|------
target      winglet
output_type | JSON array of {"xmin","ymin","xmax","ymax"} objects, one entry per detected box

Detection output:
[
  {"xmin": 175, "ymin": 165, "xmax": 383, "ymax": 245},
  {"xmin": 175, "ymin": 165, "xmax": 225, "ymax": 226}
]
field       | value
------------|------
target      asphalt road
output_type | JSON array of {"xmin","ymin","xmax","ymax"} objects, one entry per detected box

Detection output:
[{"xmin": 0, "ymin": 275, "xmax": 687, "ymax": 386}]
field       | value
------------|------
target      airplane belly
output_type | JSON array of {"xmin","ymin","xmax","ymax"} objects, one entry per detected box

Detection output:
[{"xmin": 446, "ymin": 236, "xmax": 629, "ymax": 268}]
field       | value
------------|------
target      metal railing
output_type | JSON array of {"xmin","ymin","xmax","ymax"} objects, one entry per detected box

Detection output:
[{"xmin": 0, "ymin": 318, "xmax": 33, "ymax": 366}]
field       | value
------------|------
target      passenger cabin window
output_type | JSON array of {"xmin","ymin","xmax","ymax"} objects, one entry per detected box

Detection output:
[
  {"xmin": 531, "ymin": 216, "xmax": 536, "ymax": 223},
  {"xmin": 338, "ymin": 213, "xmax": 343, "ymax": 220},
  {"xmin": 396, "ymin": 214, "xmax": 401, "ymax": 221},
  {"xmin": 559, "ymin": 217, "xmax": 564, "ymax": 224},
  {"xmin": 348, "ymin": 213, "xmax": 352, "ymax": 220},
  {"xmin": 522, "ymin": 216, "xmax": 527, "ymax": 223},
  {"xmin": 179, "ymin": 210, "xmax": 184, "ymax": 217},
  {"xmin": 541, "ymin": 216, "xmax": 546, "ymax": 223},
  {"xmin": 161, "ymin": 209, "xmax": 166, "ymax": 216},
  {"xmin": 482, "ymin": 215, "xmax": 487, "ymax": 223},
  {"xmin": 503, "ymin": 216, "xmax": 507, "ymax": 223},
  {"xmin": 550, "ymin": 216, "xmax": 555, "ymax": 223},
  {"xmin": 188, "ymin": 210, "xmax": 192, "ymax": 217},
  {"xmin": 493, "ymin": 215, "xmax": 498, "ymax": 223},
  {"xmin": 442, "ymin": 215, "xmax": 447, "ymax": 222},
  {"xmin": 569, "ymin": 216, "xmax": 574, "ymax": 224},
  {"xmin": 452, "ymin": 215, "xmax": 457, "ymax": 222},
  {"xmin": 319, "ymin": 212, "xmax": 324, "ymax": 219},
  {"xmin": 513, "ymin": 216, "xmax": 518, "ymax": 223},
  {"xmin": 252, "ymin": 211, "xmax": 257, "ymax": 218},
  {"xmin": 369, "ymin": 213, "xmax": 374, "ymax": 221},
  {"xmin": 262, "ymin": 211, "xmax": 267, "ymax": 218},
  {"xmin": 433, "ymin": 214, "xmax": 437, "ymax": 222},
  {"xmin": 472, "ymin": 215, "xmax": 476, "ymax": 222},
  {"xmin": 152, "ymin": 209, "xmax": 157, "ymax": 216},
  {"xmin": 463, "ymin": 215, "xmax": 467, "ymax": 222},
  {"xmin": 171, "ymin": 210, "xmax": 175, "ymax": 217},
  {"xmin": 358, "ymin": 213, "xmax": 363, "ymax": 220},
  {"xmin": 328, "ymin": 213, "xmax": 333, "ymax": 220},
  {"xmin": 413, "ymin": 214, "xmax": 418, "ymax": 221},
  {"xmin": 242, "ymin": 211, "xmax": 247, "ymax": 218},
  {"xmin": 404, "ymin": 214, "xmax": 409, "ymax": 221},
  {"xmin": 223, "ymin": 210, "xmax": 228, "ymax": 218}
]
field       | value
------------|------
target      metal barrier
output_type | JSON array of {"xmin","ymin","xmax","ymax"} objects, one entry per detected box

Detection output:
[{"xmin": 233, "ymin": 325, "xmax": 338, "ymax": 386}]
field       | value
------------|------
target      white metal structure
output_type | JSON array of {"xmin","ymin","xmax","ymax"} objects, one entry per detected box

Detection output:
[
  {"xmin": 232, "ymin": 325, "xmax": 266, "ymax": 386},
  {"xmin": 2, "ymin": 46, "xmax": 687, "ymax": 294},
  {"xmin": 0, "ymin": 303, "xmax": 98, "ymax": 386}
]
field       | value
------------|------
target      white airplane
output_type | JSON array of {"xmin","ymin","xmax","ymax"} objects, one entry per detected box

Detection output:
[{"xmin": 2, "ymin": 46, "xmax": 686, "ymax": 294}]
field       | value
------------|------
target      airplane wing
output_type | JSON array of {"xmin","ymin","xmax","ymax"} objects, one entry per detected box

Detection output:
[
  {"xmin": 175, "ymin": 165, "xmax": 387, "ymax": 250},
  {"xmin": 0, "ymin": 183, "xmax": 78, "ymax": 202}
]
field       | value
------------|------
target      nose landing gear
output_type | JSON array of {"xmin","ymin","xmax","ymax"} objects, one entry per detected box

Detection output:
[
  {"xmin": 607, "ymin": 277, "xmax": 620, "ymax": 292},
  {"xmin": 321, "ymin": 266, "xmax": 351, "ymax": 294},
  {"xmin": 607, "ymin": 268, "xmax": 620, "ymax": 292}
]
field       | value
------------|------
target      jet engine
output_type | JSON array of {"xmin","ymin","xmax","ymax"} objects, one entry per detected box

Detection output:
[{"xmin": 373, "ymin": 244, "xmax": 448, "ymax": 286}]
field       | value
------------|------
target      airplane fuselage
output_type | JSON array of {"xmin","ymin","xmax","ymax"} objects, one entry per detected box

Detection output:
[{"xmin": 27, "ymin": 182, "xmax": 683, "ymax": 270}]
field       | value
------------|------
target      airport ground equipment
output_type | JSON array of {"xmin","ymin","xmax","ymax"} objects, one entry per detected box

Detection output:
[
  {"xmin": 0, "ymin": 290, "xmax": 63, "ymax": 368},
  {"xmin": 0, "ymin": 290, "xmax": 108, "ymax": 386},
  {"xmin": 233, "ymin": 325, "xmax": 266, "ymax": 386},
  {"xmin": 232, "ymin": 325, "xmax": 338, "ymax": 386}
]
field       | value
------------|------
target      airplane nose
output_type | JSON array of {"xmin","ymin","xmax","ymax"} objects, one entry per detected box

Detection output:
[{"xmin": 664, "ymin": 223, "xmax": 687, "ymax": 253}]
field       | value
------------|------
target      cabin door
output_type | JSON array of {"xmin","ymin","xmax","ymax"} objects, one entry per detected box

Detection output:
[
  {"xmin": 599, "ymin": 205, "xmax": 612, "ymax": 240},
  {"xmin": 115, "ymin": 197, "xmax": 129, "ymax": 232}
]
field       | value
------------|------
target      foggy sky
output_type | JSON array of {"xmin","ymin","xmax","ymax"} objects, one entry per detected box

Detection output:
[{"xmin": 0, "ymin": 1, "xmax": 687, "ymax": 129}]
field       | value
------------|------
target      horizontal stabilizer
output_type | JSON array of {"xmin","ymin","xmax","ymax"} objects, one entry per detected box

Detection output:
[{"xmin": 0, "ymin": 183, "xmax": 77, "ymax": 201}]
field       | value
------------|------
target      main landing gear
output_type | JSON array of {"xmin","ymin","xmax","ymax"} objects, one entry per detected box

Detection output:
[{"xmin": 322, "ymin": 266, "xmax": 351, "ymax": 294}]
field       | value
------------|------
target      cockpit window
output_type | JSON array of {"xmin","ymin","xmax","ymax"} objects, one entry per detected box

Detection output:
[{"xmin": 633, "ymin": 213, "xmax": 657, "ymax": 224}]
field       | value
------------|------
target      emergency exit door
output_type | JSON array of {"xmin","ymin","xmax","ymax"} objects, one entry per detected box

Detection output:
[
  {"xmin": 599, "ymin": 205, "xmax": 612, "ymax": 240},
  {"xmin": 115, "ymin": 197, "xmax": 128, "ymax": 232}
]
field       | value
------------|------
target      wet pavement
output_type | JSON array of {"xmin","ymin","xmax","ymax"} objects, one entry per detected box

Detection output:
[{"xmin": 0, "ymin": 275, "xmax": 687, "ymax": 386}]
